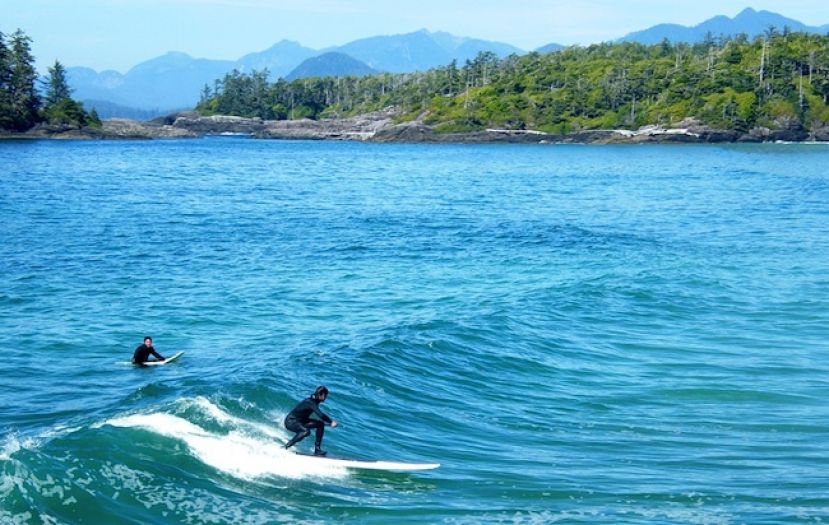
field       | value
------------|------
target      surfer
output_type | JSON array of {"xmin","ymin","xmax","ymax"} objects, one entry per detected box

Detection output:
[
  {"xmin": 284, "ymin": 385, "xmax": 337, "ymax": 456},
  {"xmin": 132, "ymin": 336, "xmax": 166, "ymax": 365}
]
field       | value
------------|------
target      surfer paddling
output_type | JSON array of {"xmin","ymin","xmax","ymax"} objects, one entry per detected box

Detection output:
[
  {"xmin": 284, "ymin": 385, "xmax": 337, "ymax": 456},
  {"xmin": 132, "ymin": 336, "xmax": 166, "ymax": 365}
]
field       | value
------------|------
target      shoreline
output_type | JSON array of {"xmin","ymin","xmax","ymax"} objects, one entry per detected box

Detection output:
[{"xmin": 2, "ymin": 112, "xmax": 828, "ymax": 144}]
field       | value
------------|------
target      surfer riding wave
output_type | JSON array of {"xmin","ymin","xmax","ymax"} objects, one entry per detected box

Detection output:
[{"xmin": 283, "ymin": 386, "xmax": 337, "ymax": 456}]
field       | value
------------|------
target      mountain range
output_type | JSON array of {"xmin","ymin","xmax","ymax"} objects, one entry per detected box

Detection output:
[
  {"xmin": 68, "ymin": 9, "xmax": 829, "ymax": 118},
  {"xmin": 68, "ymin": 30, "xmax": 525, "ymax": 117},
  {"xmin": 618, "ymin": 7, "xmax": 829, "ymax": 45}
]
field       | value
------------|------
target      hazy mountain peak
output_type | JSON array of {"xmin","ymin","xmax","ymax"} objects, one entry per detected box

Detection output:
[
  {"xmin": 285, "ymin": 52, "xmax": 377, "ymax": 81},
  {"xmin": 267, "ymin": 39, "xmax": 306, "ymax": 50},
  {"xmin": 162, "ymin": 51, "xmax": 192, "ymax": 59},
  {"xmin": 621, "ymin": 7, "xmax": 825, "ymax": 44}
]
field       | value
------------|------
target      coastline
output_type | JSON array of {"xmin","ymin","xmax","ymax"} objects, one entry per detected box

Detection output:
[
  {"xmin": 0, "ymin": 119, "xmax": 198, "ymax": 141},
  {"xmin": 3, "ymin": 111, "xmax": 828, "ymax": 144}
]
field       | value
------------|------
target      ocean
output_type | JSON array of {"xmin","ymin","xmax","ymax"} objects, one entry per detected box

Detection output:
[{"xmin": 1, "ymin": 138, "xmax": 828, "ymax": 524}]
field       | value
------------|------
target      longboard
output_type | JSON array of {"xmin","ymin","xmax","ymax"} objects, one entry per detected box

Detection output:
[
  {"xmin": 295, "ymin": 453, "xmax": 439, "ymax": 471},
  {"xmin": 138, "ymin": 351, "xmax": 184, "ymax": 366}
]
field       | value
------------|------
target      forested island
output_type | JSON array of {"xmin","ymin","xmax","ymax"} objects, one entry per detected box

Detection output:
[
  {"xmin": 0, "ymin": 29, "xmax": 195, "ymax": 139},
  {"xmin": 4, "ymin": 28, "xmax": 829, "ymax": 142},
  {"xmin": 0, "ymin": 29, "xmax": 104, "ymax": 137},
  {"xmin": 193, "ymin": 30, "xmax": 829, "ymax": 142}
]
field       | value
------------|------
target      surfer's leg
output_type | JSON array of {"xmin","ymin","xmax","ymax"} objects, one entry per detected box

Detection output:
[
  {"xmin": 284, "ymin": 419, "xmax": 310, "ymax": 449},
  {"xmin": 305, "ymin": 420, "xmax": 326, "ymax": 455},
  {"xmin": 306, "ymin": 420, "xmax": 324, "ymax": 446}
]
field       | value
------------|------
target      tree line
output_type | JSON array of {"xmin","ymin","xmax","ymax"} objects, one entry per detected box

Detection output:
[
  {"xmin": 198, "ymin": 30, "xmax": 829, "ymax": 134},
  {"xmin": 0, "ymin": 29, "xmax": 100, "ymax": 132}
]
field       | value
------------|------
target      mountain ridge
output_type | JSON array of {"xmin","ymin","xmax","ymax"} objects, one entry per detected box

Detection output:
[
  {"xmin": 620, "ymin": 7, "xmax": 829, "ymax": 44},
  {"xmin": 69, "ymin": 9, "xmax": 829, "ymax": 118},
  {"xmin": 70, "ymin": 29, "xmax": 525, "ymax": 117}
]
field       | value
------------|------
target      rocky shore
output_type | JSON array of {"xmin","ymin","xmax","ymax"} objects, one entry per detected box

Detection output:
[
  {"xmin": 0, "ymin": 119, "xmax": 198, "ymax": 140},
  {"xmin": 3, "ymin": 111, "xmax": 828, "ymax": 144}
]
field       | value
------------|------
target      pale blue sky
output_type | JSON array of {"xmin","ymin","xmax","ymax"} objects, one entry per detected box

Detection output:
[{"xmin": 4, "ymin": 0, "xmax": 829, "ymax": 73}]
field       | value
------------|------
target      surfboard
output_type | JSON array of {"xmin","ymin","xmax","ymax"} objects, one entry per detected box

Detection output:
[
  {"xmin": 139, "ymin": 351, "xmax": 184, "ymax": 366},
  {"xmin": 295, "ymin": 453, "xmax": 439, "ymax": 471}
]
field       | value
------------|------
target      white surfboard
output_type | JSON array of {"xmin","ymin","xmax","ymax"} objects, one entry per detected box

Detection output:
[
  {"xmin": 139, "ymin": 351, "xmax": 184, "ymax": 366},
  {"xmin": 297, "ymin": 454, "xmax": 439, "ymax": 471}
]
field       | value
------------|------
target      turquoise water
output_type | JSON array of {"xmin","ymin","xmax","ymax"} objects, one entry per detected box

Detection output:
[{"xmin": 1, "ymin": 138, "xmax": 828, "ymax": 524}]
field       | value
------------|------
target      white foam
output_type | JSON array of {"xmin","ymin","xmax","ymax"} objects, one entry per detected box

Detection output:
[
  {"xmin": 1, "ymin": 422, "xmax": 86, "ymax": 462},
  {"xmin": 188, "ymin": 396, "xmax": 236, "ymax": 423},
  {"xmin": 0, "ymin": 434, "xmax": 39, "ymax": 461},
  {"xmin": 0, "ymin": 436, "xmax": 20, "ymax": 461},
  {"xmin": 106, "ymin": 412, "xmax": 349, "ymax": 481},
  {"xmin": 183, "ymin": 396, "xmax": 289, "ymax": 441}
]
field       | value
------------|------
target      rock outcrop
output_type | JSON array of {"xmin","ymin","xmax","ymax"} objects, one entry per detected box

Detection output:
[
  {"xmin": 170, "ymin": 114, "xmax": 268, "ymax": 135},
  {"xmin": 4, "ymin": 109, "xmax": 827, "ymax": 144},
  {"xmin": 103, "ymin": 119, "xmax": 198, "ymax": 139},
  {"xmin": 170, "ymin": 110, "xmax": 395, "ymax": 141},
  {"xmin": 0, "ymin": 120, "xmax": 198, "ymax": 140},
  {"xmin": 255, "ymin": 111, "xmax": 394, "ymax": 140}
]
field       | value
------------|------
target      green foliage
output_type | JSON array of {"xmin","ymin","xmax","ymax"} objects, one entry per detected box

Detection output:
[
  {"xmin": 199, "ymin": 32, "xmax": 829, "ymax": 135},
  {"xmin": 42, "ymin": 60, "xmax": 94, "ymax": 127},
  {"xmin": 0, "ymin": 30, "xmax": 13, "ymax": 129},
  {"xmin": 87, "ymin": 108, "xmax": 102, "ymax": 128},
  {"xmin": 7, "ymin": 29, "xmax": 40, "ymax": 130},
  {"xmin": 43, "ymin": 98, "xmax": 88, "ymax": 126},
  {"xmin": 44, "ymin": 60, "xmax": 71, "ymax": 106},
  {"xmin": 201, "ymin": 69, "xmax": 274, "ymax": 119},
  {"xmin": 0, "ymin": 30, "xmax": 99, "ymax": 131}
]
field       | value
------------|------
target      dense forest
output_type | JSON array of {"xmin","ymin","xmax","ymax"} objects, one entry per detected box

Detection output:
[
  {"xmin": 198, "ymin": 30, "xmax": 829, "ymax": 134},
  {"xmin": 0, "ymin": 29, "xmax": 100, "ymax": 132}
]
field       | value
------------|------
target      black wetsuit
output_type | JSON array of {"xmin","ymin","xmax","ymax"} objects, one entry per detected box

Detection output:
[
  {"xmin": 132, "ymin": 344, "xmax": 165, "ymax": 365},
  {"xmin": 283, "ymin": 397, "xmax": 332, "ymax": 451}
]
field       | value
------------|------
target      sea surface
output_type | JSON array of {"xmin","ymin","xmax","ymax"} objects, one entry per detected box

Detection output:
[{"xmin": 1, "ymin": 138, "xmax": 828, "ymax": 524}]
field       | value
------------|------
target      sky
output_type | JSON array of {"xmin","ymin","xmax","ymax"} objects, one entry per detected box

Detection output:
[{"xmin": 4, "ymin": 0, "xmax": 829, "ymax": 73}]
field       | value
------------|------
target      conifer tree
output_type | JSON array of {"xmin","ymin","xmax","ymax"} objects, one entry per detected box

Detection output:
[
  {"xmin": 88, "ymin": 107, "xmax": 102, "ymax": 127},
  {"xmin": 44, "ymin": 60, "xmax": 72, "ymax": 106},
  {"xmin": 8, "ymin": 29, "xmax": 40, "ymax": 130},
  {"xmin": 0, "ymin": 31, "xmax": 14, "ymax": 129},
  {"xmin": 42, "ymin": 59, "xmax": 89, "ymax": 126}
]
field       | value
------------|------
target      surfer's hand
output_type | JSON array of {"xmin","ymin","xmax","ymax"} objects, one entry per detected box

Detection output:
[{"xmin": 330, "ymin": 421, "xmax": 337, "ymax": 428}]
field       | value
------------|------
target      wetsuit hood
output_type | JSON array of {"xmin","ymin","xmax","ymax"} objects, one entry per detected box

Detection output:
[{"xmin": 312, "ymin": 385, "xmax": 329, "ymax": 402}]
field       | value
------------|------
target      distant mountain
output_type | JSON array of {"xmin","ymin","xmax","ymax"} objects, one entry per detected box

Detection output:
[
  {"xmin": 68, "ymin": 52, "xmax": 233, "ymax": 112},
  {"xmin": 285, "ymin": 52, "xmax": 378, "ymax": 81},
  {"xmin": 236, "ymin": 40, "xmax": 317, "ymax": 77},
  {"xmin": 429, "ymin": 31, "xmax": 524, "ymax": 61},
  {"xmin": 65, "ymin": 10, "xmax": 829, "ymax": 118},
  {"xmin": 621, "ymin": 7, "xmax": 829, "ymax": 44},
  {"xmin": 334, "ymin": 29, "xmax": 524, "ymax": 72},
  {"xmin": 66, "ymin": 29, "xmax": 525, "ymax": 117},
  {"xmin": 81, "ymin": 99, "xmax": 173, "ymax": 121},
  {"xmin": 535, "ymin": 43, "xmax": 565, "ymax": 54},
  {"xmin": 118, "ymin": 52, "xmax": 235, "ymax": 109}
]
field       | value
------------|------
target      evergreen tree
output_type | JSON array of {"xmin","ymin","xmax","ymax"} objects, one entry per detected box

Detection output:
[
  {"xmin": 88, "ymin": 107, "xmax": 102, "ymax": 128},
  {"xmin": 197, "ymin": 33, "xmax": 829, "ymax": 135},
  {"xmin": 44, "ymin": 60, "xmax": 72, "ymax": 107},
  {"xmin": 199, "ymin": 83, "xmax": 212, "ymax": 105},
  {"xmin": 0, "ymin": 31, "xmax": 15, "ymax": 129},
  {"xmin": 8, "ymin": 29, "xmax": 40, "ymax": 130},
  {"xmin": 42, "ymin": 59, "xmax": 90, "ymax": 126},
  {"xmin": 43, "ymin": 98, "xmax": 88, "ymax": 126}
]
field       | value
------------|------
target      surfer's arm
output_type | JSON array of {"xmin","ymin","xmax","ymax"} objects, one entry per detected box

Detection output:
[
  {"xmin": 150, "ymin": 349, "xmax": 165, "ymax": 361},
  {"xmin": 312, "ymin": 406, "xmax": 333, "ymax": 425}
]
